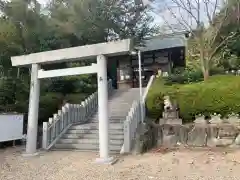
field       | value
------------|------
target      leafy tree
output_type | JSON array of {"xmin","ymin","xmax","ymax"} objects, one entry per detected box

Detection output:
[
  {"xmin": 148, "ymin": 0, "xmax": 239, "ymax": 80},
  {"xmin": 47, "ymin": 0, "xmax": 157, "ymax": 45},
  {"xmin": 214, "ymin": 0, "xmax": 240, "ymax": 69},
  {"xmin": 0, "ymin": 0, "xmax": 157, "ymax": 119}
]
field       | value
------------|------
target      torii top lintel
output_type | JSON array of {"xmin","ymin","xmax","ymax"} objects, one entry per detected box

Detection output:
[{"xmin": 11, "ymin": 39, "xmax": 133, "ymax": 67}]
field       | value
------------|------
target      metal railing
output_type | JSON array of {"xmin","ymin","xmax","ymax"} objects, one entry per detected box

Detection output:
[
  {"xmin": 42, "ymin": 79, "xmax": 113, "ymax": 150},
  {"xmin": 122, "ymin": 75, "xmax": 155, "ymax": 153}
]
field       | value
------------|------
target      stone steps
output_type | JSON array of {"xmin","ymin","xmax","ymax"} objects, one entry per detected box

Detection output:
[
  {"xmin": 52, "ymin": 88, "xmax": 142, "ymax": 153},
  {"xmin": 91, "ymin": 119, "xmax": 126, "ymax": 123},
  {"xmin": 57, "ymin": 138, "xmax": 123, "ymax": 145},
  {"xmin": 68, "ymin": 123, "xmax": 123, "ymax": 130},
  {"xmin": 88, "ymin": 115, "xmax": 127, "ymax": 119},
  {"xmin": 54, "ymin": 143, "xmax": 122, "ymax": 152},
  {"xmin": 62, "ymin": 133, "xmax": 123, "ymax": 140},
  {"xmin": 93, "ymin": 112, "xmax": 129, "ymax": 116},
  {"xmin": 51, "ymin": 148, "xmax": 120, "ymax": 154},
  {"xmin": 67, "ymin": 129, "xmax": 124, "ymax": 135},
  {"xmin": 90, "ymin": 116, "xmax": 127, "ymax": 121}
]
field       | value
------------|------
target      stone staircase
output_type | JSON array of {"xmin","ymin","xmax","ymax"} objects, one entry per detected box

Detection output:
[{"xmin": 53, "ymin": 88, "xmax": 142, "ymax": 153}]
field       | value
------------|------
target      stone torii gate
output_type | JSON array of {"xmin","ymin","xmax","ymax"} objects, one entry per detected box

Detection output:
[{"xmin": 11, "ymin": 39, "xmax": 132, "ymax": 164}]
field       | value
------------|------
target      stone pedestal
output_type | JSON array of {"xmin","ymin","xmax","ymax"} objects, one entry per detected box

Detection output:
[
  {"xmin": 187, "ymin": 126, "xmax": 207, "ymax": 146},
  {"xmin": 163, "ymin": 110, "xmax": 179, "ymax": 119},
  {"xmin": 159, "ymin": 109, "xmax": 182, "ymax": 125}
]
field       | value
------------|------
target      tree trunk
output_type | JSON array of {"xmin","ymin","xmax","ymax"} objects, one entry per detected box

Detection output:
[
  {"xmin": 197, "ymin": 34, "xmax": 210, "ymax": 81},
  {"xmin": 199, "ymin": 49, "xmax": 209, "ymax": 81},
  {"xmin": 203, "ymin": 69, "xmax": 209, "ymax": 81}
]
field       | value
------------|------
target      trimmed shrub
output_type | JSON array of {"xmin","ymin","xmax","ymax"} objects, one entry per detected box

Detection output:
[
  {"xmin": 38, "ymin": 93, "xmax": 90, "ymax": 123},
  {"xmin": 209, "ymin": 67, "xmax": 225, "ymax": 75},
  {"xmin": 64, "ymin": 93, "xmax": 89, "ymax": 104},
  {"xmin": 146, "ymin": 75, "xmax": 240, "ymax": 122},
  {"xmin": 164, "ymin": 67, "xmax": 225, "ymax": 85},
  {"xmin": 164, "ymin": 68, "xmax": 203, "ymax": 85},
  {"xmin": 146, "ymin": 78, "xmax": 169, "ymax": 119}
]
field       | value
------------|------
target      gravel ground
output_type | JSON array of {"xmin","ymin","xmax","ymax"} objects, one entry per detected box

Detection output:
[{"xmin": 1, "ymin": 146, "xmax": 240, "ymax": 180}]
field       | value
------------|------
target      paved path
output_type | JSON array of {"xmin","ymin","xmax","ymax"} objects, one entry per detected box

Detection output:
[{"xmin": 1, "ymin": 147, "xmax": 240, "ymax": 180}]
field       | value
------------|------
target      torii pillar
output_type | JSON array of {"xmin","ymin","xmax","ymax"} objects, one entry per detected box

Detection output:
[
  {"xmin": 25, "ymin": 64, "xmax": 40, "ymax": 156},
  {"xmin": 96, "ymin": 55, "xmax": 113, "ymax": 163}
]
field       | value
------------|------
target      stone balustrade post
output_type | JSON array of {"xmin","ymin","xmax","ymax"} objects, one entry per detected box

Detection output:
[
  {"xmin": 57, "ymin": 110, "xmax": 62, "ymax": 133},
  {"xmin": 81, "ymin": 101, "xmax": 86, "ymax": 122},
  {"xmin": 42, "ymin": 122, "xmax": 48, "ymax": 150},
  {"xmin": 84, "ymin": 99, "xmax": 88, "ymax": 116},
  {"xmin": 65, "ymin": 103, "xmax": 70, "ymax": 125},
  {"xmin": 124, "ymin": 118, "xmax": 131, "ymax": 153},
  {"xmin": 78, "ymin": 104, "xmax": 81, "ymax": 121},
  {"xmin": 48, "ymin": 117, "xmax": 53, "ymax": 142},
  {"xmin": 74, "ymin": 104, "xmax": 77, "ymax": 123},
  {"xmin": 62, "ymin": 106, "xmax": 67, "ymax": 130},
  {"xmin": 53, "ymin": 114, "xmax": 58, "ymax": 139}
]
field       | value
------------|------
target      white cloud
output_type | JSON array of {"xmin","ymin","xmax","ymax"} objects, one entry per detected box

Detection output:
[{"xmin": 38, "ymin": 0, "xmax": 48, "ymax": 5}]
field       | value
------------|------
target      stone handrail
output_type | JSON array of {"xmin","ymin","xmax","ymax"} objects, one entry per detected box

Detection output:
[
  {"xmin": 122, "ymin": 100, "xmax": 143, "ymax": 153},
  {"xmin": 143, "ymin": 75, "xmax": 155, "ymax": 101},
  {"xmin": 42, "ymin": 79, "xmax": 113, "ymax": 150},
  {"xmin": 122, "ymin": 75, "xmax": 155, "ymax": 153}
]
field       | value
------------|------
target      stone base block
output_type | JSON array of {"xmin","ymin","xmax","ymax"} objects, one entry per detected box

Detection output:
[
  {"xmin": 95, "ymin": 156, "xmax": 117, "ymax": 165},
  {"xmin": 187, "ymin": 126, "xmax": 207, "ymax": 146},
  {"xmin": 165, "ymin": 119, "xmax": 183, "ymax": 125},
  {"xmin": 207, "ymin": 138, "xmax": 234, "ymax": 147},
  {"xmin": 162, "ymin": 135, "xmax": 178, "ymax": 147},
  {"xmin": 22, "ymin": 152, "xmax": 39, "ymax": 157},
  {"xmin": 217, "ymin": 138, "xmax": 234, "ymax": 147}
]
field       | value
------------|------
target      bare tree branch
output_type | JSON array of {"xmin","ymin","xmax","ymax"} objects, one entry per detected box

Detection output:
[
  {"xmin": 159, "ymin": 12, "xmax": 181, "ymax": 33},
  {"xmin": 203, "ymin": 0, "xmax": 213, "ymax": 25},
  {"xmin": 147, "ymin": 0, "xmax": 233, "ymax": 80},
  {"xmin": 171, "ymin": 0, "xmax": 199, "ymax": 25},
  {"xmin": 209, "ymin": 32, "xmax": 237, "ymax": 61},
  {"xmin": 212, "ymin": 0, "xmax": 219, "ymax": 21},
  {"xmin": 161, "ymin": 1, "xmax": 196, "ymax": 32},
  {"xmin": 203, "ymin": 0, "xmax": 220, "ymax": 25},
  {"xmin": 209, "ymin": 4, "xmax": 229, "ymax": 47}
]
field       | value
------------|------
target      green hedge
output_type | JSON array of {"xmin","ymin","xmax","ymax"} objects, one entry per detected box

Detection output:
[
  {"xmin": 164, "ymin": 68, "xmax": 203, "ymax": 85},
  {"xmin": 164, "ymin": 67, "xmax": 225, "ymax": 85},
  {"xmin": 64, "ymin": 93, "xmax": 89, "ymax": 104},
  {"xmin": 38, "ymin": 93, "xmax": 91, "ymax": 123},
  {"xmin": 146, "ymin": 75, "xmax": 240, "ymax": 122},
  {"xmin": 38, "ymin": 93, "xmax": 64, "ymax": 123}
]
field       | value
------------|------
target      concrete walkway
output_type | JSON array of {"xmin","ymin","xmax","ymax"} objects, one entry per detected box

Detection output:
[{"xmin": 1, "ymin": 146, "xmax": 240, "ymax": 180}]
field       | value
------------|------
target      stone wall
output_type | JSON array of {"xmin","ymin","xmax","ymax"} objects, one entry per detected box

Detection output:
[
  {"xmin": 156, "ymin": 123, "xmax": 240, "ymax": 148},
  {"xmin": 137, "ymin": 94, "xmax": 240, "ymax": 152},
  {"xmin": 139, "ymin": 114, "xmax": 240, "ymax": 152}
]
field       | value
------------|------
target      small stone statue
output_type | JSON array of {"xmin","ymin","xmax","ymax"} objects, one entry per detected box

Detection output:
[
  {"xmin": 161, "ymin": 96, "xmax": 182, "ymax": 124},
  {"xmin": 209, "ymin": 113, "xmax": 222, "ymax": 124},
  {"xmin": 237, "ymin": 70, "xmax": 240, "ymax": 76},
  {"xmin": 163, "ymin": 96, "xmax": 172, "ymax": 111},
  {"xmin": 162, "ymin": 72, "xmax": 169, "ymax": 77},
  {"xmin": 194, "ymin": 114, "xmax": 207, "ymax": 124},
  {"xmin": 227, "ymin": 113, "xmax": 240, "ymax": 125}
]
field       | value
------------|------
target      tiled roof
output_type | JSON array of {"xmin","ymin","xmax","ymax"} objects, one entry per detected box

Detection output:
[{"xmin": 139, "ymin": 33, "xmax": 187, "ymax": 52}]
